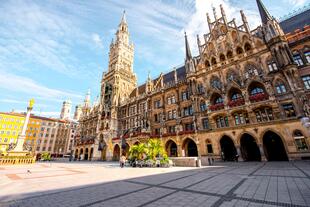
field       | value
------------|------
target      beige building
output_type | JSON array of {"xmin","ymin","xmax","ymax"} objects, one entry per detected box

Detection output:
[{"xmin": 75, "ymin": 1, "xmax": 310, "ymax": 163}]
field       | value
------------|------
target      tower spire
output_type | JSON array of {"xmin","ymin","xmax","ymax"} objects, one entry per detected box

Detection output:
[
  {"xmin": 184, "ymin": 32, "xmax": 192, "ymax": 60},
  {"xmin": 256, "ymin": 0, "xmax": 272, "ymax": 24},
  {"xmin": 121, "ymin": 10, "xmax": 127, "ymax": 24}
]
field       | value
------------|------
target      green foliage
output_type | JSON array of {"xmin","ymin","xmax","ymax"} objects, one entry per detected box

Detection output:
[
  {"xmin": 41, "ymin": 152, "xmax": 51, "ymax": 161},
  {"xmin": 129, "ymin": 143, "xmax": 147, "ymax": 160},
  {"xmin": 146, "ymin": 139, "xmax": 165, "ymax": 160},
  {"xmin": 128, "ymin": 139, "xmax": 170, "ymax": 167}
]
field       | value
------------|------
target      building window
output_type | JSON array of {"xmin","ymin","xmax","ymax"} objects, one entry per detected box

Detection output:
[
  {"xmin": 233, "ymin": 112, "xmax": 249, "ymax": 125},
  {"xmin": 154, "ymin": 128, "xmax": 160, "ymax": 135},
  {"xmin": 293, "ymin": 130, "xmax": 308, "ymax": 151},
  {"xmin": 154, "ymin": 100, "xmax": 161, "ymax": 108},
  {"xmin": 183, "ymin": 106, "xmax": 193, "ymax": 117},
  {"xmin": 181, "ymin": 91, "xmax": 190, "ymax": 101},
  {"xmin": 167, "ymin": 96, "xmax": 176, "ymax": 105},
  {"xmin": 200, "ymin": 101, "xmax": 207, "ymax": 112},
  {"xmin": 215, "ymin": 116, "xmax": 229, "ymax": 128},
  {"xmin": 275, "ymin": 82, "xmax": 287, "ymax": 94},
  {"xmin": 283, "ymin": 103, "xmax": 296, "ymax": 117},
  {"xmin": 202, "ymin": 118, "xmax": 209, "ymax": 129},
  {"xmin": 154, "ymin": 114, "xmax": 160, "ymax": 123},
  {"xmin": 268, "ymin": 62, "xmax": 278, "ymax": 72},
  {"xmin": 206, "ymin": 140, "xmax": 213, "ymax": 154},
  {"xmin": 255, "ymin": 107, "xmax": 274, "ymax": 122},
  {"xmin": 304, "ymin": 51, "xmax": 310, "ymax": 63},
  {"xmin": 129, "ymin": 106, "xmax": 136, "ymax": 116},
  {"xmin": 302, "ymin": 75, "xmax": 310, "ymax": 90},
  {"xmin": 293, "ymin": 54, "xmax": 304, "ymax": 66},
  {"xmin": 250, "ymin": 87, "xmax": 264, "ymax": 95},
  {"xmin": 184, "ymin": 123, "xmax": 194, "ymax": 131},
  {"xmin": 168, "ymin": 126, "xmax": 176, "ymax": 133},
  {"xmin": 197, "ymin": 84, "xmax": 205, "ymax": 94}
]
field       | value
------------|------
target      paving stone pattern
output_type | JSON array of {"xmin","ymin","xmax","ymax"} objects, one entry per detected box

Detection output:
[{"xmin": 2, "ymin": 162, "xmax": 310, "ymax": 207}]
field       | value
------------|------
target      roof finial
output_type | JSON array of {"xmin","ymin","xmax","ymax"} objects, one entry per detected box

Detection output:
[
  {"xmin": 212, "ymin": 7, "xmax": 218, "ymax": 20},
  {"xmin": 184, "ymin": 31, "xmax": 192, "ymax": 60}
]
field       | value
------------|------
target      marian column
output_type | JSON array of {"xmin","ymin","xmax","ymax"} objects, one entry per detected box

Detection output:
[{"xmin": 12, "ymin": 99, "xmax": 34, "ymax": 152}]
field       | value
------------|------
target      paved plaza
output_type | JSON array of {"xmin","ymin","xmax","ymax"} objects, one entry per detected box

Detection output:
[{"xmin": 0, "ymin": 161, "xmax": 310, "ymax": 207}]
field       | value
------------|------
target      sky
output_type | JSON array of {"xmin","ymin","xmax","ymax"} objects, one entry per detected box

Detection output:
[{"xmin": 0, "ymin": 0, "xmax": 309, "ymax": 118}]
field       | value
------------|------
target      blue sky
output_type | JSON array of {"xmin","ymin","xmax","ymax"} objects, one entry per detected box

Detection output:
[{"xmin": 0, "ymin": 0, "xmax": 309, "ymax": 117}]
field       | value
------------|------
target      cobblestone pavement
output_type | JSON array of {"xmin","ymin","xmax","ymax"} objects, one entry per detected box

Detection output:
[{"xmin": 1, "ymin": 161, "xmax": 310, "ymax": 207}]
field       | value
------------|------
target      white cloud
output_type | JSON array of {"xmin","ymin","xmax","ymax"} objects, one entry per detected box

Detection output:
[
  {"xmin": 92, "ymin": 33, "xmax": 104, "ymax": 48},
  {"xmin": 287, "ymin": 0, "xmax": 307, "ymax": 6},
  {"xmin": 0, "ymin": 71, "xmax": 82, "ymax": 101}
]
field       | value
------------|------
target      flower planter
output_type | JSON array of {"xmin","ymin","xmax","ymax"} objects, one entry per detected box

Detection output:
[
  {"xmin": 209, "ymin": 103, "xmax": 225, "ymax": 111},
  {"xmin": 228, "ymin": 99, "xmax": 245, "ymax": 108},
  {"xmin": 249, "ymin": 93, "xmax": 269, "ymax": 102}
]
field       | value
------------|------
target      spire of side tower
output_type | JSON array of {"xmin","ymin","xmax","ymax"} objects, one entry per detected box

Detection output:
[{"xmin": 256, "ymin": 0, "xmax": 272, "ymax": 24}]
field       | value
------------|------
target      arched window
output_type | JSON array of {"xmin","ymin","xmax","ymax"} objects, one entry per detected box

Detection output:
[
  {"xmin": 220, "ymin": 54, "xmax": 226, "ymax": 62},
  {"xmin": 250, "ymin": 87, "xmax": 264, "ymax": 95},
  {"xmin": 205, "ymin": 60, "xmax": 210, "ymax": 67},
  {"xmin": 215, "ymin": 96, "xmax": 223, "ymax": 104},
  {"xmin": 211, "ymin": 57, "xmax": 217, "ymax": 65},
  {"xmin": 275, "ymin": 81, "xmax": 287, "ymax": 94},
  {"xmin": 244, "ymin": 42, "xmax": 251, "ymax": 51},
  {"xmin": 227, "ymin": 51, "xmax": 233, "ymax": 59},
  {"xmin": 211, "ymin": 76, "xmax": 222, "ymax": 89},
  {"xmin": 231, "ymin": 93, "xmax": 243, "ymax": 100},
  {"xmin": 293, "ymin": 130, "xmax": 308, "ymax": 151},
  {"xmin": 236, "ymin": 47, "xmax": 243, "ymax": 55}
]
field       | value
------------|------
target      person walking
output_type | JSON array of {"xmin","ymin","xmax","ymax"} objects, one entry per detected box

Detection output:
[{"xmin": 120, "ymin": 154, "xmax": 126, "ymax": 168}]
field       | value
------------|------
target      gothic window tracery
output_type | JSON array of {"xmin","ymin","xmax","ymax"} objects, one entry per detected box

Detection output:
[
  {"xmin": 236, "ymin": 47, "xmax": 243, "ymax": 55},
  {"xmin": 244, "ymin": 65, "xmax": 263, "ymax": 79},
  {"xmin": 275, "ymin": 81, "xmax": 287, "ymax": 94},
  {"xmin": 211, "ymin": 76, "xmax": 222, "ymax": 90}
]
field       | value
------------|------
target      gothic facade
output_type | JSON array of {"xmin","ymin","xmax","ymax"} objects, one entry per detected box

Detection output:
[{"xmin": 74, "ymin": 1, "xmax": 310, "ymax": 163}]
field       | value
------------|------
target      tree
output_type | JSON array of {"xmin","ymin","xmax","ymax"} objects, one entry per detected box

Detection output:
[
  {"xmin": 146, "ymin": 139, "xmax": 165, "ymax": 160},
  {"xmin": 129, "ymin": 143, "xmax": 147, "ymax": 160}
]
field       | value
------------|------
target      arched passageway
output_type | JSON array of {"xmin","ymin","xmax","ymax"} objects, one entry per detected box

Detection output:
[
  {"xmin": 113, "ymin": 144, "xmax": 120, "ymax": 161},
  {"xmin": 263, "ymin": 131, "xmax": 288, "ymax": 161},
  {"xmin": 220, "ymin": 136, "xmax": 237, "ymax": 161},
  {"xmin": 240, "ymin": 134, "xmax": 261, "ymax": 161},
  {"xmin": 84, "ymin": 148, "xmax": 89, "ymax": 161},
  {"xmin": 166, "ymin": 140, "xmax": 178, "ymax": 157},
  {"xmin": 183, "ymin": 138, "xmax": 198, "ymax": 157},
  {"xmin": 75, "ymin": 149, "xmax": 79, "ymax": 159}
]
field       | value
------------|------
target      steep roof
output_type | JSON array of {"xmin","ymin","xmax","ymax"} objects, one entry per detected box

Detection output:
[{"xmin": 280, "ymin": 8, "xmax": 310, "ymax": 33}]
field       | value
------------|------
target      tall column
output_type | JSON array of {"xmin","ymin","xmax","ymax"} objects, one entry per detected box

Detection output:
[{"xmin": 13, "ymin": 99, "xmax": 34, "ymax": 152}]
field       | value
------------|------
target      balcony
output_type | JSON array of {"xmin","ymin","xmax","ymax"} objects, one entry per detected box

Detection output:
[
  {"xmin": 179, "ymin": 129, "xmax": 195, "ymax": 135},
  {"xmin": 249, "ymin": 93, "xmax": 269, "ymax": 103},
  {"xmin": 209, "ymin": 103, "xmax": 225, "ymax": 111},
  {"xmin": 228, "ymin": 99, "xmax": 245, "ymax": 108}
]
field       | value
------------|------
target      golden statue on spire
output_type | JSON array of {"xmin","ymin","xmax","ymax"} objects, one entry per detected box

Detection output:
[{"xmin": 29, "ymin": 98, "xmax": 35, "ymax": 108}]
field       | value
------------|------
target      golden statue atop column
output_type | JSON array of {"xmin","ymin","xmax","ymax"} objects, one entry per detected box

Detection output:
[{"xmin": 0, "ymin": 99, "xmax": 36, "ymax": 165}]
